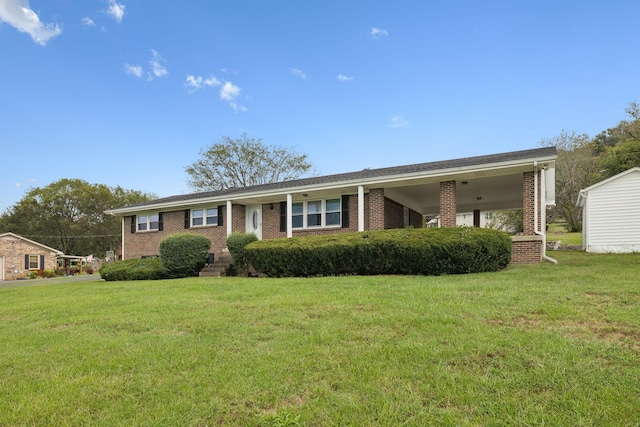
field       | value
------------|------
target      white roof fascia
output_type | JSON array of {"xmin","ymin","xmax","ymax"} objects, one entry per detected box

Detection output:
[{"xmin": 106, "ymin": 154, "xmax": 556, "ymax": 215}]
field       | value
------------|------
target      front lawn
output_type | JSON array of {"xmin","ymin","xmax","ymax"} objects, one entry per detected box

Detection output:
[{"xmin": 1, "ymin": 252, "xmax": 638, "ymax": 426}]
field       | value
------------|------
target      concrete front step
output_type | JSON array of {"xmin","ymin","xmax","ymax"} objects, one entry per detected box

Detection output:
[{"xmin": 199, "ymin": 253, "xmax": 233, "ymax": 277}]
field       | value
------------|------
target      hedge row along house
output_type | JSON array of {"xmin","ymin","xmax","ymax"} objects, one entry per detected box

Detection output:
[{"xmin": 105, "ymin": 147, "xmax": 557, "ymax": 265}]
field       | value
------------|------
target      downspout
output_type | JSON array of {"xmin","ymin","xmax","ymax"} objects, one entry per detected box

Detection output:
[{"xmin": 534, "ymin": 163, "xmax": 558, "ymax": 264}]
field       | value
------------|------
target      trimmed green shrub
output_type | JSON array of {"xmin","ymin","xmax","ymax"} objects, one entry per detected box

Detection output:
[
  {"xmin": 225, "ymin": 232, "xmax": 258, "ymax": 272},
  {"xmin": 159, "ymin": 233, "xmax": 211, "ymax": 278},
  {"xmin": 245, "ymin": 227, "xmax": 512, "ymax": 277},
  {"xmin": 99, "ymin": 258, "xmax": 167, "ymax": 281}
]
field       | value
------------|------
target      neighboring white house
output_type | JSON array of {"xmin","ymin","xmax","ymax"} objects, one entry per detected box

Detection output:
[{"xmin": 576, "ymin": 167, "xmax": 640, "ymax": 253}]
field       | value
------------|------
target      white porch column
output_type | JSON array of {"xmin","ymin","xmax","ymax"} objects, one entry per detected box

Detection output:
[
  {"xmin": 121, "ymin": 217, "xmax": 125, "ymax": 260},
  {"xmin": 358, "ymin": 185, "xmax": 365, "ymax": 232},
  {"xmin": 226, "ymin": 200, "xmax": 233, "ymax": 236},
  {"xmin": 287, "ymin": 193, "xmax": 293, "ymax": 238}
]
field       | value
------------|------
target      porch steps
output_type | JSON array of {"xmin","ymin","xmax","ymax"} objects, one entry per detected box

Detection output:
[{"xmin": 199, "ymin": 253, "xmax": 234, "ymax": 277}]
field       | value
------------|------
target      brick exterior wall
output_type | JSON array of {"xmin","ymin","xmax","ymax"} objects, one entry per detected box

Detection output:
[
  {"xmin": 232, "ymin": 204, "xmax": 246, "ymax": 233},
  {"xmin": 522, "ymin": 171, "xmax": 541, "ymax": 235},
  {"xmin": 511, "ymin": 237, "xmax": 544, "ymax": 264},
  {"xmin": 0, "ymin": 237, "xmax": 59, "ymax": 280},
  {"xmin": 124, "ymin": 210, "xmax": 228, "ymax": 259},
  {"xmin": 384, "ymin": 197, "xmax": 423, "ymax": 229},
  {"xmin": 517, "ymin": 171, "xmax": 543, "ymax": 263},
  {"xmin": 439, "ymin": 180, "xmax": 457, "ymax": 227},
  {"xmin": 368, "ymin": 188, "xmax": 385, "ymax": 230}
]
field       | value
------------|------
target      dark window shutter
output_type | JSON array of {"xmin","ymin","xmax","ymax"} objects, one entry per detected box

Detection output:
[
  {"xmin": 39, "ymin": 255, "xmax": 45, "ymax": 270},
  {"xmin": 280, "ymin": 201, "xmax": 287, "ymax": 232},
  {"xmin": 218, "ymin": 205, "xmax": 224, "ymax": 226},
  {"xmin": 130, "ymin": 215, "xmax": 136, "ymax": 233},
  {"xmin": 158, "ymin": 212, "xmax": 164, "ymax": 231},
  {"xmin": 25, "ymin": 254, "xmax": 29, "ymax": 269},
  {"xmin": 341, "ymin": 195, "xmax": 350, "ymax": 228},
  {"xmin": 184, "ymin": 210, "xmax": 190, "ymax": 229}
]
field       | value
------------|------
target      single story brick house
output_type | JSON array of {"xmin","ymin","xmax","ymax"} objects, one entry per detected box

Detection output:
[
  {"xmin": 576, "ymin": 167, "xmax": 640, "ymax": 253},
  {"xmin": 105, "ymin": 147, "xmax": 557, "ymax": 265},
  {"xmin": 0, "ymin": 232, "xmax": 64, "ymax": 280}
]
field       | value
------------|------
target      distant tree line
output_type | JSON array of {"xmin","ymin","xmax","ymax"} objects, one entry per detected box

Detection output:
[
  {"xmin": 0, "ymin": 179, "xmax": 154, "ymax": 256},
  {"xmin": 542, "ymin": 102, "xmax": 640, "ymax": 232}
]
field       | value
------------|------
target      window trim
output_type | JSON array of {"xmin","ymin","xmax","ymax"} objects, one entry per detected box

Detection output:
[
  {"xmin": 136, "ymin": 213, "xmax": 160, "ymax": 232},
  {"xmin": 28, "ymin": 255, "xmax": 39, "ymax": 270},
  {"xmin": 292, "ymin": 198, "xmax": 342, "ymax": 229},
  {"xmin": 190, "ymin": 207, "xmax": 219, "ymax": 228}
]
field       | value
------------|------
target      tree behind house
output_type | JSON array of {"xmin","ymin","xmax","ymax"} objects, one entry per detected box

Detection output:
[{"xmin": 184, "ymin": 133, "xmax": 313, "ymax": 192}]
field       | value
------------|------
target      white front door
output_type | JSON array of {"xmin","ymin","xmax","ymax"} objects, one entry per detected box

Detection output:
[
  {"xmin": 246, "ymin": 205, "xmax": 263, "ymax": 239},
  {"xmin": 0, "ymin": 257, "xmax": 4, "ymax": 281}
]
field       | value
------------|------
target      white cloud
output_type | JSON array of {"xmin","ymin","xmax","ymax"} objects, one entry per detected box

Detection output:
[
  {"xmin": 220, "ymin": 81, "xmax": 247, "ymax": 112},
  {"xmin": 0, "ymin": 0, "xmax": 62, "ymax": 46},
  {"xmin": 124, "ymin": 64, "xmax": 143, "ymax": 78},
  {"xmin": 149, "ymin": 49, "xmax": 168, "ymax": 78},
  {"xmin": 185, "ymin": 74, "xmax": 221, "ymax": 91},
  {"xmin": 124, "ymin": 50, "xmax": 168, "ymax": 80},
  {"xmin": 370, "ymin": 27, "xmax": 389, "ymax": 39},
  {"xmin": 106, "ymin": 0, "xmax": 125, "ymax": 23},
  {"xmin": 81, "ymin": 17, "xmax": 95, "ymax": 28},
  {"xmin": 337, "ymin": 74, "xmax": 353, "ymax": 81},
  {"xmin": 386, "ymin": 115, "xmax": 409, "ymax": 128},
  {"xmin": 290, "ymin": 68, "xmax": 307, "ymax": 79}
]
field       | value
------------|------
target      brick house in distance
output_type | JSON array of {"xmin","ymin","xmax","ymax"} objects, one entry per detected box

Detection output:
[
  {"xmin": 105, "ymin": 147, "xmax": 557, "ymax": 265},
  {"xmin": 0, "ymin": 233, "xmax": 64, "ymax": 280}
]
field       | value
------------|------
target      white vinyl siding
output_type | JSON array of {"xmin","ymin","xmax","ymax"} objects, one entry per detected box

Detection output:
[{"xmin": 582, "ymin": 169, "xmax": 640, "ymax": 253}]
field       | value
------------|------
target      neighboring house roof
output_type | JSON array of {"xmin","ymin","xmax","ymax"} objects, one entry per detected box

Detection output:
[
  {"xmin": 0, "ymin": 232, "xmax": 64, "ymax": 255},
  {"xmin": 576, "ymin": 167, "xmax": 640, "ymax": 207},
  {"xmin": 106, "ymin": 146, "xmax": 557, "ymax": 215}
]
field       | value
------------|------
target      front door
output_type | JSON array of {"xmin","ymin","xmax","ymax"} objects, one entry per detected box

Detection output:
[
  {"xmin": 0, "ymin": 257, "xmax": 4, "ymax": 281},
  {"xmin": 246, "ymin": 205, "xmax": 263, "ymax": 240}
]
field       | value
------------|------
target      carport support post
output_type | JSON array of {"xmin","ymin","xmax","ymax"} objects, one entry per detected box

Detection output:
[{"xmin": 439, "ymin": 180, "xmax": 457, "ymax": 227}]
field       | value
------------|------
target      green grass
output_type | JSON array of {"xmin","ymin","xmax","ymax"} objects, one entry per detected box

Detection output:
[
  {"xmin": 547, "ymin": 222, "xmax": 583, "ymax": 246},
  {"xmin": 1, "ymin": 252, "xmax": 639, "ymax": 426}
]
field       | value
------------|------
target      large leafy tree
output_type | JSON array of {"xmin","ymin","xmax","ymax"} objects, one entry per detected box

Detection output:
[
  {"xmin": 597, "ymin": 102, "xmax": 640, "ymax": 177},
  {"xmin": 540, "ymin": 130, "xmax": 601, "ymax": 232},
  {"xmin": 0, "ymin": 179, "xmax": 154, "ymax": 255},
  {"xmin": 185, "ymin": 133, "xmax": 313, "ymax": 192}
]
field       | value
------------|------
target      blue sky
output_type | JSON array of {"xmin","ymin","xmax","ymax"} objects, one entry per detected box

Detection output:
[{"xmin": 1, "ymin": 1, "xmax": 639, "ymax": 212}]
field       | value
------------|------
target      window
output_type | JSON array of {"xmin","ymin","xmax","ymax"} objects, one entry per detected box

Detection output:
[
  {"xmin": 29, "ymin": 255, "xmax": 39, "ymax": 269},
  {"xmin": 191, "ymin": 208, "xmax": 218, "ymax": 227},
  {"xmin": 138, "ymin": 213, "xmax": 160, "ymax": 231},
  {"xmin": 292, "ymin": 198, "xmax": 341, "ymax": 229},
  {"xmin": 25, "ymin": 254, "xmax": 43, "ymax": 270},
  {"xmin": 292, "ymin": 203, "xmax": 304, "ymax": 228}
]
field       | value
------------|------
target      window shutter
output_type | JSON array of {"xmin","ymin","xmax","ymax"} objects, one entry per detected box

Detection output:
[
  {"xmin": 130, "ymin": 215, "xmax": 136, "ymax": 233},
  {"xmin": 341, "ymin": 195, "xmax": 350, "ymax": 228},
  {"xmin": 218, "ymin": 205, "xmax": 224, "ymax": 226},
  {"xmin": 158, "ymin": 212, "xmax": 164, "ymax": 231},
  {"xmin": 280, "ymin": 201, "xmax": 287, "ymax": 232},
  {"xmin": 184, "ymin": 210, "xmax": 190, "ymax": 229},
  {"xmin": 39, "ymin": 255, "xmax": 45, "ymax": 270},
  {"xmin": 25, "ymin": 254, "xmax": 29, "ymax": 269}
]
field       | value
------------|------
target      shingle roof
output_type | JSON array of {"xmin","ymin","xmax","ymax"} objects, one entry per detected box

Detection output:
[{"xmin": 113, "ymin": 146, "xmax": 556, "ymax": 211}]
